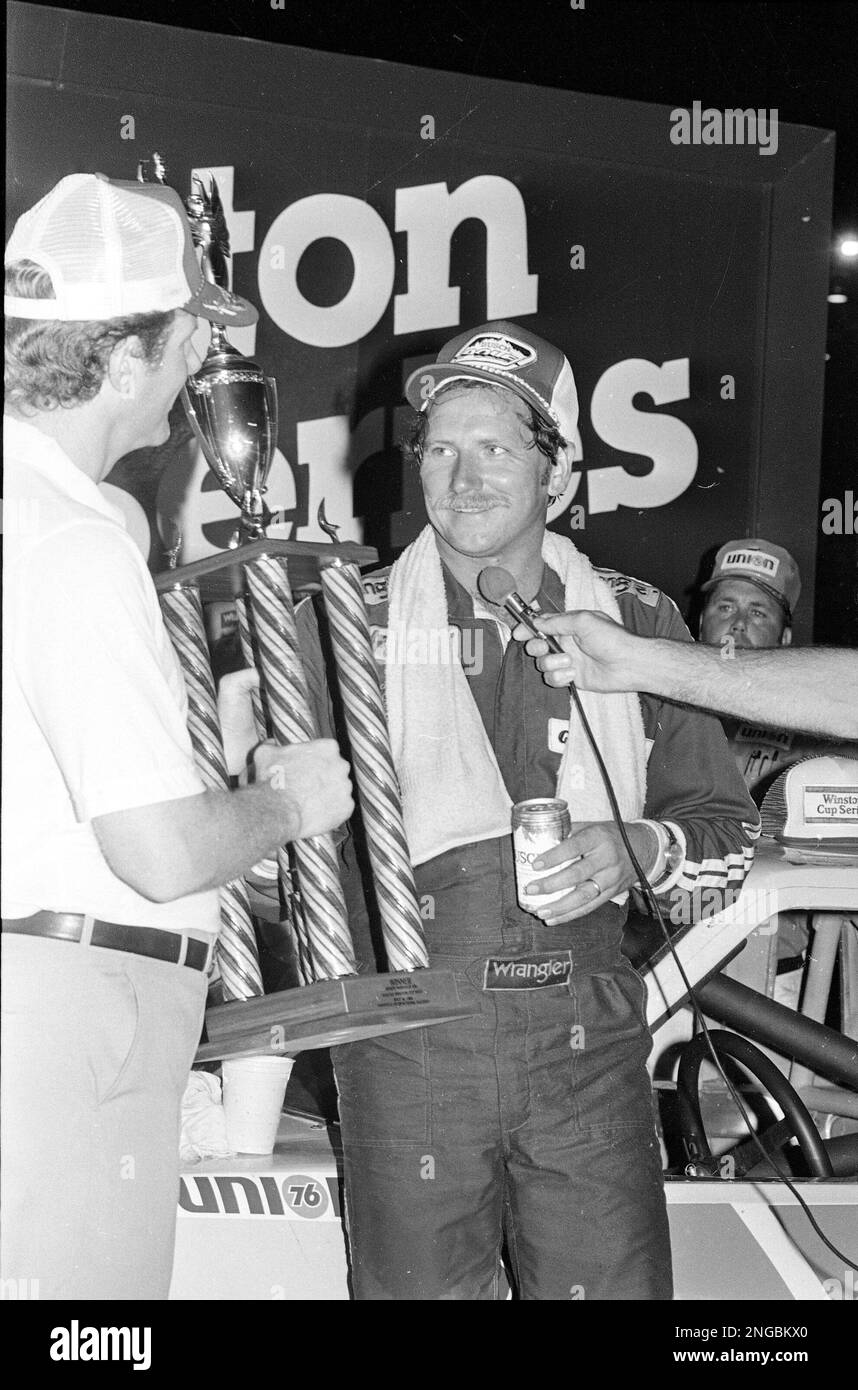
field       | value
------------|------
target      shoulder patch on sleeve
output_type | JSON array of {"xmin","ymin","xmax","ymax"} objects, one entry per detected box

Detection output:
[
  {"xmin": 362, "ymin": 568, "xmax": 391, "ymax": 606},
  {"xmin": 594, "ymin": 567, "xmax": 661, "ymax": 608},
  {"xmin": 368, "ymin": 625, "xmax": 388, "ymax": 660}
]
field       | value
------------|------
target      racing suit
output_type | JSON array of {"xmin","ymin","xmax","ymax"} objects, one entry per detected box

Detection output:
[{"xmin": 296, "ymin": 559, "xmax": 761, "ymax": 1300}]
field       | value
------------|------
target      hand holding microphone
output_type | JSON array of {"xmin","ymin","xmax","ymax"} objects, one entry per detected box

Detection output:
[
  {"xmin": 520, "ymin": 610, "xmax": 643, "ymax": 693},
  {"xmin": 478, "ymin": 567, "xmax": 637, "ymax": 693}
]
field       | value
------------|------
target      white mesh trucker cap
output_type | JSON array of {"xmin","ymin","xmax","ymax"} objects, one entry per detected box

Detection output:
[{"xmin": 5, "ymin": 173, "xmax": 257, "ymax": 326}]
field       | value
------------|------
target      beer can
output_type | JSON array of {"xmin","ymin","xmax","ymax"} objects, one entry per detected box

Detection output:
[{"xmin": 512, "ymin": 798, "xmax": 573, "ymax": 913}]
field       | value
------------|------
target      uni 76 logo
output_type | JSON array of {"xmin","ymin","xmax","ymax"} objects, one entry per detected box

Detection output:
[{"xmin": 283, "ymin": 1173, "xmax": 330, "ymax": 1220}]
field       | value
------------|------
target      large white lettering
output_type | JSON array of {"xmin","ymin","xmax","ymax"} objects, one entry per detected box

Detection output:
[
  {"xmin": 164, "ymin": 170, "xmax": 704, "ymax": 550},
  {"xmin": 587, "ymin": 358, "xmax": 698, "ymax": 513},
  {"xmin": 258, "ymin": 194, "xmax": 395, "ymax": 347},
  {"xmin": 393, "ymin": 177, "xmax": 538, "ymax": 334}
]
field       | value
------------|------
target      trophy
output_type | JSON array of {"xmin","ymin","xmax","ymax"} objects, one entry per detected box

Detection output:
[
  {"xmin": 182, "ymin": 174, "xmax": 277, "ymax": 543},
  {"xmin": 143, "ymin": 157, "xmax": 472, "ymax": 1057}
]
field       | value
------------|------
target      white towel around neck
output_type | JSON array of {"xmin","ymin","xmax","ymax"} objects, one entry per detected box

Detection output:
[{"xmin": 384, "ymin": 525, "xmax": 646, "ymax": 872}]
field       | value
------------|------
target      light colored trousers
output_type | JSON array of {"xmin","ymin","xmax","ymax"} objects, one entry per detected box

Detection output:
[{"xmin": 1, "ymin": 933, "xmax": 206, "ymax": 1299}]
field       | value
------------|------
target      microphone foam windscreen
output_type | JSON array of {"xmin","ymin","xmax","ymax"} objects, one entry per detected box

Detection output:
[{"xmin": 477, "ymin": 566, "xmax": 517, "ymax": 606}]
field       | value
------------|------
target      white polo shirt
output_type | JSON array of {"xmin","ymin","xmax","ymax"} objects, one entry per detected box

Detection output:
[{"xmin": 2, "ymin": 415, "xmax": 220, "ymax": 935}]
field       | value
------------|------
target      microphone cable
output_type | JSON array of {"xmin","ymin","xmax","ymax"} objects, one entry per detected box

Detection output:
[{"xmin": 477, "ymin": 565, "xmax": 858, "ymax": 1273}]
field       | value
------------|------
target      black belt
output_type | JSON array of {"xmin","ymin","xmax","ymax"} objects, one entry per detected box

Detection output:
[{"xmin": 1, "ymin": 911, "xmax": 213, "ymax": 972}]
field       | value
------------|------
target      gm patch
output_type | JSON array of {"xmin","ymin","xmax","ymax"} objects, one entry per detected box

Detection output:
[
  {"xmin": 547, "ymin": 718, "xmax": 570, "ymax": 754},
  {"xmin": 483, "ymin": 951, "xmax": 574, "ymax": 990}
]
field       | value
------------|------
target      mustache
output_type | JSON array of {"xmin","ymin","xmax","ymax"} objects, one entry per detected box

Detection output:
[{"xmin": 435, "ymin": 493, "xmax": 510, "ymax": 511}]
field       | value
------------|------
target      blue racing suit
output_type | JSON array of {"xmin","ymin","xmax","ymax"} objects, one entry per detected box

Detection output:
[{"xmin": 296, "ymin": 559, "xmax": 760, "ymax": 1300}]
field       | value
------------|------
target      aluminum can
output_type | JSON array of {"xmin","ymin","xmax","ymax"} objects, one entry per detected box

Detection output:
[{"xmin": 512, "ymin": 798, "xmax": 572, "ymax": 912}]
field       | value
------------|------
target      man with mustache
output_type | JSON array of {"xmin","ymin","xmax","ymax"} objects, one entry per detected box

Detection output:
[{"xmin": 292, "ymin": 320, "xmax": 759, "ymax": 1300}]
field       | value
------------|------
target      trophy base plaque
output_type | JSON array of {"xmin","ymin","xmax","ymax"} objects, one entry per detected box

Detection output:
[{"xmin": 196, "ymin": 969, "xmax": 472, "ymax": 1062}]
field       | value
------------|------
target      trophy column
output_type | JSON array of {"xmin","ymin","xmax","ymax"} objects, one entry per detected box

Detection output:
[
  {"xmin": 243, "ymin": 552, "xmax": 358, "ymax": 981},
  {"xmin": 234, "ymin": 592, "xmax": 315, "ymax": 986},
  {"xmin": 319, "ymin": 558, "xmax": 429, "ymax": 971},
  {"xmin": 159, "ymin": 582, "xmax": 263, "ymax": 1000}
]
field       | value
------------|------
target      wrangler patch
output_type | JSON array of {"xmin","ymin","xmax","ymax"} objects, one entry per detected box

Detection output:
[{"xmin": 483, "ymin": 952, "xmax": 574, "ymax": 990}]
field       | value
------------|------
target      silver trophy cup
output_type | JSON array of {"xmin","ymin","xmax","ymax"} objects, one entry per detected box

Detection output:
[
  {"xmin": 182, "ymin": 338, "xmax": 278, "ymax": 542},
  {"xmin": 180, "ymin": 170, "xmax": 278, "ymax": 543}
]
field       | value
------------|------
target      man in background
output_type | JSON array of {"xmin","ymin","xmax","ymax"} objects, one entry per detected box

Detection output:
[
  {"xmin": 697, "ymin": 539, "xmax": 856, "ymax": 998},
  {"xmin": 698, "ymin": 539, "xmax": 805, "ymax": 795}
]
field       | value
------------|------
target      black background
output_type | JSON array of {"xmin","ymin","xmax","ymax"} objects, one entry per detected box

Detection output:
[{"xmin": 11, "ymin": 0, "xmax": 858, "ymax": 642}]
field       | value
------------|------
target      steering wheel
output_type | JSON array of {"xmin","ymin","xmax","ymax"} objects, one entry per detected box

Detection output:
[{"xmin": 676, "ymin": 1029, "xmax": 833, "ymax": 1179}]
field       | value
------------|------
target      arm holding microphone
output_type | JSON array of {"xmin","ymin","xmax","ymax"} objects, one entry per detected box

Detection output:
[
  {"xmin": 515, "ymin": 611, "xmax": 858, "ymax": 740},
  {"xmin": 480, "ymin": 567, "xmax": 760, "ymax": 925}
]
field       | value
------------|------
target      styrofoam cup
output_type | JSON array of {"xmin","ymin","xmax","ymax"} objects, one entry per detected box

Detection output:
[{"xmin": 221, "ymin": 1055, "xmax": 294, "ymax": 1154}]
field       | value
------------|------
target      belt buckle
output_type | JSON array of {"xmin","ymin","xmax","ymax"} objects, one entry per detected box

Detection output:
[{"xmin": 78, "ymin": 914, "xmax": 97, "ymax": 946}]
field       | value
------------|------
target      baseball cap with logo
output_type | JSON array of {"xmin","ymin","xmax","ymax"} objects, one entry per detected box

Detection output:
[
  {"xmin": 404, "ymin": 320, "xmax": 579, "ymax": 453},
  {"xmin": 701, "ymin": 538, "xmax": 801, "ymax": 618},
  {"xmin": 4, "ymin": 173, "xmax": 257, "ymax": 326},
  {"xmin": 760, "ymin": 755, "xmax": 858, "ymax": 864}
]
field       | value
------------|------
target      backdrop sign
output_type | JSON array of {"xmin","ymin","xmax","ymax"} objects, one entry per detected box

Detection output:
[{"xmin": 7, "ymin": 5, "xmax": 834, "ymax": 631}]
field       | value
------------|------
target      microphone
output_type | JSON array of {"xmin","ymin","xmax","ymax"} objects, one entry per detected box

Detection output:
[{"xmin": 477, "ymin": 566, "xmax": 567, "ymax": 654}]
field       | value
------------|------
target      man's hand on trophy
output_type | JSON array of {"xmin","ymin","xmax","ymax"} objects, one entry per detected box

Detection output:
[
  {"xmin": 217, "ymin": 668, "xmax": 263, "ymax": 776},
  {"xmin": 253, "ymin": 739, "xmax": 355, "ymax": 840}
]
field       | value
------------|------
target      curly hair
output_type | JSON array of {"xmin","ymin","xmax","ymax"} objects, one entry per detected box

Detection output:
[
  {"xmin": 407, "ymin": 378, "xmax": 567, "ymax": 483},
  {"xmin": 5, "ymin": 260, "xmax": 178, "ymax": 413}
]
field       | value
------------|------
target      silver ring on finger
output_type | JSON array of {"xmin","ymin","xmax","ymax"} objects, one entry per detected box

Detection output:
[{"xmin": 581, "ymin": 876, "xmax": 601, "ymax": 898}]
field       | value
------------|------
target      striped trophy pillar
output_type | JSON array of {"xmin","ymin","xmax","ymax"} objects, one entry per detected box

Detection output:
[
  {"xmin": 235, "ymin": 594, "xmax": 315, "ymax": 986},
  {"xmin": 244, "ymin": 553, "xmax": 358, "ymax": 981},
  {"xmin": 159, "ymin": 583, "xmax": 264, "ymax": 1001},
  {"xmin": 320, "ymin": 558, "xmax": 429, "ymax": 971}
]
